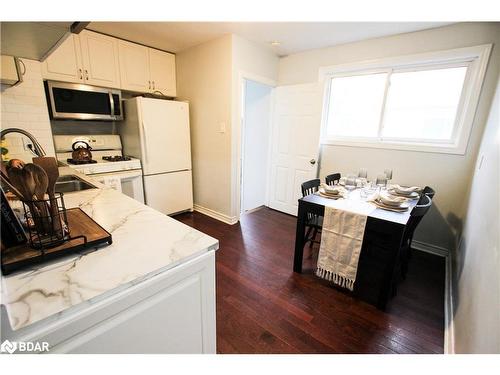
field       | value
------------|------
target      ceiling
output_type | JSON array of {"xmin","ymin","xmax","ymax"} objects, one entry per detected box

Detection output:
[{"xmin": 88, "ymin": 22, "xmax": 453, "ymax": 57}]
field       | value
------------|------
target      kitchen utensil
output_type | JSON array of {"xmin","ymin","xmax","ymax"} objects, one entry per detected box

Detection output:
[
  {"xmin": 33, "ymin": 156, "xmax": 63, "ymax": 236},
  {"xmin": 24, "ymin": 163, "xmax": 51, "ymax": 233},
  {"xmin": 7, "ymin": 158, "xmax": 25, "ymax": 170},
  {"xmin": 71, "ymin": 141, "xmax": 93, "ymax": 163},
  {"xmin": 0, "ymin": 170, "xmax": 24, "ymax": 199},
  {"xmin": 7, "ymin": 166, "xmax": 43, "ymax": 230}
]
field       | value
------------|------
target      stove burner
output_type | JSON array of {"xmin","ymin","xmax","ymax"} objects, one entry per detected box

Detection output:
[
  {"xmin": 102, "ymin": 155, "xmax": 132, "ymax": 162},
  {"xmin": 67, "ymin": 158, "xmax": 97, "ymax": 165}
]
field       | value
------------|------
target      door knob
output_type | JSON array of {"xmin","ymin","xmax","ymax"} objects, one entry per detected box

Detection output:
[{"xmin": 310, "ymin": 159, "xmax": 316, "ymax": 165}]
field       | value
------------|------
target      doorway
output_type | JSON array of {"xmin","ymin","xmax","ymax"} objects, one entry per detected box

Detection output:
[{"xmin": 240, "ymin": 79, "xmax": 273, "ymax": 214}]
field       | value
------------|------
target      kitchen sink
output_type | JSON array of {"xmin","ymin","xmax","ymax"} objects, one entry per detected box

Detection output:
[{"xmin": 55, "ymin": 175, "xmax": 97, "ymax": 193}]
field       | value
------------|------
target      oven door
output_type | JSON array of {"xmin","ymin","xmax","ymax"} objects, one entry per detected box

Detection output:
[
  {"xmin": 47, "ymin": 81, "xmax": 123, "ymax": 121},
  {"xmin": 90, "ymin": 170, "xmax": 144, "ymax": 203}
]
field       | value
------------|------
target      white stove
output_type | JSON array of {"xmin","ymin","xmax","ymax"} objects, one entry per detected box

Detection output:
[
  {"xmin": 54, "ymin": 135, "xmax": 142, "ymax": 174},
  {"xmin": 54, "ymin": 135, "xmax": 144, "ymax": 203}
]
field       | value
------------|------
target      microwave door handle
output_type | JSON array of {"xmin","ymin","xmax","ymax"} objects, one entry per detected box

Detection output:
[{"xmin": 108, "ymin": 92, "xmax": 115, "ymax": 119}]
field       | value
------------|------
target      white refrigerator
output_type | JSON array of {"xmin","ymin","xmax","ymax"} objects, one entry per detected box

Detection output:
[{"xmin": 121, "ymin": 97, "xmax": 193, "ymax": 215}]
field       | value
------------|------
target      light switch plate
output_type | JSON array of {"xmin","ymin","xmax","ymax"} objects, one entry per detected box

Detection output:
[{"xmin": 219, "ymin": 122, "xmax": 226, "ymax": 134}]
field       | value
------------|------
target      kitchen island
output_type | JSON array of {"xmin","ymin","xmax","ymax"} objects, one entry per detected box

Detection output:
[{"xmin": 0, "ymin": 168, "xmax": 219, "ymax": 353}]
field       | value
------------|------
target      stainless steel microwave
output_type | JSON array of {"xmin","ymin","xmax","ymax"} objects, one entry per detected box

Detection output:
[{"xmin": 46, "ymin": 81, "xmax": 123, "ymax": 121}]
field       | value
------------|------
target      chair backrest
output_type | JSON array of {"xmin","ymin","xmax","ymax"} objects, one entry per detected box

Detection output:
[
  {"xmin": 403, "ymin": 194, "xmax": 432, "ymax": 245},
  {"xmin": 418, "ymin": 186, "xmax": 436, "ymax": 204},
  {"xmin": 301, "ymin": 178, "xmax": 320, "ymax": 197},
  {"xmin": 423, "ymin": 186, "xmax": 435, "ymax": 199},
  {"xmin": 325, "ymin": 173, "xmax": 341, "ymax": 186}
]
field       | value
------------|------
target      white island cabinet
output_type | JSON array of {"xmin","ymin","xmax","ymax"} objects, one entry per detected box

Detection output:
[{"xmin": 1, "ymin": 168, "xmax": 218, "ymax": 354}]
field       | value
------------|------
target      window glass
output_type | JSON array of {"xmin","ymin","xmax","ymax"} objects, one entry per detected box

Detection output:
[{"xmin": 382, "ymin": 67, "xmax": 467, "ymax": 140}]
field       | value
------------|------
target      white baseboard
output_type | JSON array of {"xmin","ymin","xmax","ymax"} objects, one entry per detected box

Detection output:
[
  {"xmin": 412, "ymin": 240, "xmax": 454, "ymax": 353},
  {"xmin": 412, "ymin": 240, "xmax": 450, "ymax": 257},
  {"xmin": 444, "ymin": 253, "xmax": 455, "ymax": 354},
  {"xmin": 193, "ymin": 204, "xmax": 239, "ymax": 225}
]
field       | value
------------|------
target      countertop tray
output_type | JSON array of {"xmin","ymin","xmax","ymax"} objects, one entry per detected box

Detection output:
[{"xmin": 1, "ymin": 208, "xmax": 112, "ymax": 275}]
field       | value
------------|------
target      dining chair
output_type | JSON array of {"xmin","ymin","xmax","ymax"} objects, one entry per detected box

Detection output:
[
  {"xmin": 400, "ymin": 194, "xmax": 433, "ymax": 280},
  {"xmin": 410, "ymin": 186, "xmax": 436, "ymax": 248},
  {"xmin": 301, "ymin": 179, "xmax": 322, "ymax": 248},
  {"xmin": 325, "ymin": 173, "xmax": 341, "ymax": 186},
  {"xmin": 422, "ymin": 186, "xmax": 436, "ymax": 200}
]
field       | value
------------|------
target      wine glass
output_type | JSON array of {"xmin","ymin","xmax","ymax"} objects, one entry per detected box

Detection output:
[
  {"xmin": 345, "ymin": 175, "xmax": 357, "ymax": 191},
  {"xmin": 376, "ymin": 175, "xmax": 388, "ymax": 192},
  {"xmin": 358, "ymin": 168, "xmax": 368, "ymax": 179}
]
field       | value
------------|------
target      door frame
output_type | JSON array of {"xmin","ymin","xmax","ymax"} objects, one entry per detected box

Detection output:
[{"xmin": 233, "ymin": 71, "xmax": 277, "ymax": 222}]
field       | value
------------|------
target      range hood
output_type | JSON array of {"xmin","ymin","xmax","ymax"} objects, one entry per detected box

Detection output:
[{"xmin": 0, "ymin": 22, "xmax": 88, "ymax": 61}]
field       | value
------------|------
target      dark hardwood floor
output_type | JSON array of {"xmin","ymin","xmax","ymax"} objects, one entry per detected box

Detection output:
[{"xmin": 175, "ymin": 207, "xmax": 445, "ymax": 354}]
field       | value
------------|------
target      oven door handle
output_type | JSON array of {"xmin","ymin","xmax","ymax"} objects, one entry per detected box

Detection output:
[{"xmin": 108, "ymin": 92, "xmax": 115, "ymax": 119}]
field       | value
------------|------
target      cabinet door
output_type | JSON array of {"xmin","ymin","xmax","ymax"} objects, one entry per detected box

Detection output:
[
  {"xmin": 79, "ymin": 30, "xmax": 121, "ymax": 88},
  {"xmin": 118, "ymin": 40, "xmax": 150, "ymax": 93},
  {"xmin": 148, "ymin": 48, "xmax": 177, "ymax": 97},
  {"xmin": 42, "ymin": 34, "xmax": 83, "ymax": 83}
]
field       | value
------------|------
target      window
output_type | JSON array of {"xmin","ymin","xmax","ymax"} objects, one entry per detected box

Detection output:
[{"xmin": 320, "ymin": 45, "xmax": 491, "ymax": 154}]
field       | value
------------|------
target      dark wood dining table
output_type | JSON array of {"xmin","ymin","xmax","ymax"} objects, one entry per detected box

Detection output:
[{"xmin": 293, "ymin": 188, "xmax": 418, "ymax": 310}]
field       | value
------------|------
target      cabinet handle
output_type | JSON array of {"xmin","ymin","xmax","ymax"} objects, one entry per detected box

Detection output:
[
  {"xmin": 84, "ymin": 69, "xmax": 89, "ymax": 80},
  {"xmin": 148, "ymin": 80, "xmax": 151, "ymax": 90},
  {"xmin": 152, "ymin": 81, "xmax": 155, "ymax": 90},
  {"xmin": 78, "ymin": 68, "xmax": 83, "ymax": 80}
]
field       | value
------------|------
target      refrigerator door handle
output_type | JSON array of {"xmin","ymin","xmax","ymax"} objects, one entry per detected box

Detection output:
[{"xmin": 141, "ymin": 121, "xmax": 149, "ymax": 164}]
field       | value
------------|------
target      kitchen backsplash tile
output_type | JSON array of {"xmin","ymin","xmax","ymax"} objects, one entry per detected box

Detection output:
[{"xmin": 1, "ymin": 58, "xmax": 55, "ymax": 160}]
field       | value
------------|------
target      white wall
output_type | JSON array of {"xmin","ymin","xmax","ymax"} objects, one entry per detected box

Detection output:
[
  {"xmin": 278, "ymin": 22, "xmax": 500, "ymax": 251},
  {"xmin": 453, "ymin": 74, "xmax": 500, "ymax": 354},
  {"xmin": 177, "ymin": 34, "xmax": 278, "ymax": 222},
  {"xmin": 231, "ymin": 35, "xmax": 279, "ymax": 218},
  {"xmin": 176, "ymin": 35, "xmax": 234, "ymax": 220},
  {"xmin": 241, "ymin": 80, "xmax": 272, "ymax": 212},
  {"xmin": 1, "ymin": 59, "xmax": 55, "ymax": 159}
]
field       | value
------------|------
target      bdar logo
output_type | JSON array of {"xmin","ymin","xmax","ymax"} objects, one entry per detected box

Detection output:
[{"xmin": 1, "ymin": 340, "xmax": 17, "ymax": 354}]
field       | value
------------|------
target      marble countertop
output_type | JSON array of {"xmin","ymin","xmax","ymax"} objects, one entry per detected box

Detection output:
[{"xmin": 1, "ymin": 167, "xmax": 219, "ymax": 331}]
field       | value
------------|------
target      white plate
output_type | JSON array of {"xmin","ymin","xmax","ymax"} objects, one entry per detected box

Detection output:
[
  {"xmin": 372, "ymin": 199, "xmax": 410, "ymax": 212},
  {"xmin": 318, "ymin": 189, "xmax": 344, "ymax": 199},
  {"xmin": 387, "ymin": 189, "xmax": 419, "ymax": 199}
]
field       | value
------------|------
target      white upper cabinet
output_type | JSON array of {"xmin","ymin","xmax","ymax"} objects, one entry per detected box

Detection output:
[
  {"xmin": 118, "ymin": 40, "xmax": 150, "ymax": 93},
  {"xmin": 149, "ymin": 49, "xmax": 176, "ymax": 97},
  {"xmin": 42, "ymin": 30, "xmax": 176, "ymax": 96},
  {"xmin": 79, "ymin": 30, "xmax": 121, "ymax": 89},
  {"xmin": 42, "ymin": 34, "xmax": 84, "ymax": 83},
  {"xmin": 119, "ymin": 43, "xmax": 177, "ymax": 96}
]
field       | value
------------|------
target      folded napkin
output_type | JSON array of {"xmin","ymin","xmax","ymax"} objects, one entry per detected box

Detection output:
[
  {"xmin": 392, "ymin": 184, "xmax": 422, "ymax": 194},
  {"xmin": 321, "ymin": 183, "xmax": 345, "ymax": 195},
  {"xmin": 378, "ymin": 192, "xmax": 408, "ymax": 207},
  {"xmin": 316, "ymin": 206, "xmax": 367, "ymax": 291}
]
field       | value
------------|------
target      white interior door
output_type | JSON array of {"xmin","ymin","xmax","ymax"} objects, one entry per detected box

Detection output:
[{"xmin": 268, "ymin": 83, "xmax": 323, "ymax": 216}]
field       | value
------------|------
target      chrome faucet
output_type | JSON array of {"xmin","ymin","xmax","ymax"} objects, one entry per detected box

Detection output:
[{"xmin": 0, "ymin": 128, "xmax": 46, "ymax": 157}]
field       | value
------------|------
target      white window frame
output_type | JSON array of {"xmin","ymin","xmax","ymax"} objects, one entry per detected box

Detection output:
[{"xmin": 318, "ymin": 44, "xmax": 492, "ymax": 155}]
